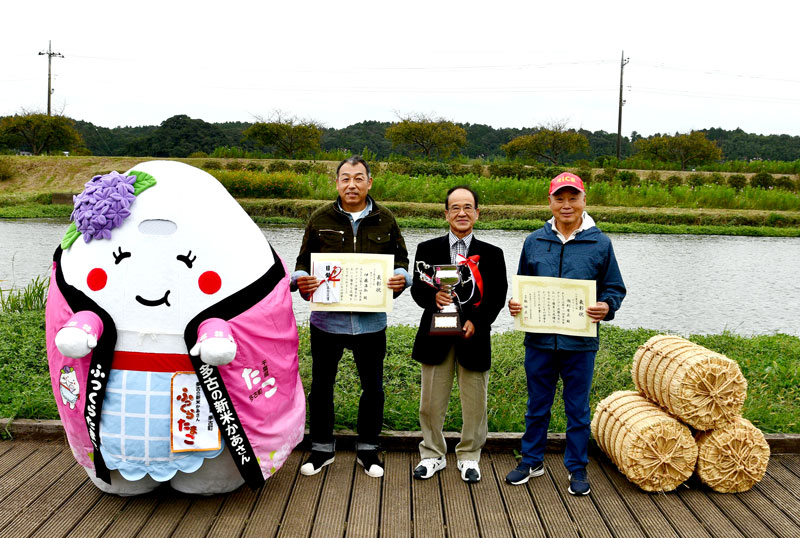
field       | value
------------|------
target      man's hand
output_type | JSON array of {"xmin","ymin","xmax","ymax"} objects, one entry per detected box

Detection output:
[
  {"xmin": 508, "ymin": 298, "xmax": 521, "ymax": 317},
  {"xmin": 296, "ymin": 275, "xmax": 320, "ymax": 298},
  {"xmin": 435, "ymin": 290, "xmax": 453, "ymax": 310},
  {"xmin": 387, "ymin": 274, "xmax": 406, "ymax": 292},
  {"xmin": 587, "ymin": 301, "xmax": 609, "ymax": 323},
  {"xmin": 462, "ymin": 320, "xmax": 475, "ymax": 339}
]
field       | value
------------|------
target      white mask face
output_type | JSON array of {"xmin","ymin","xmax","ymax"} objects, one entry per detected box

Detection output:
[{"xmin": 61, "ymin": 161, "xmax": 275, "ymax": 350}]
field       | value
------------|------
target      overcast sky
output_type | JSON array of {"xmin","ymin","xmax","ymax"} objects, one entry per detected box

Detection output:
[{"xmin": 3, "ymin": 0, "xmax": 800, "ymax": 137}]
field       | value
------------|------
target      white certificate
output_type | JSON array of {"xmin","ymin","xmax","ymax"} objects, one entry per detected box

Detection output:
[
  {"xmin": 310, "ymin": 253, "xmax": 395, "ymax": 313},
  {"xmin": 513, "ymin": 276, "xmax": 597, "ymax": 337}
]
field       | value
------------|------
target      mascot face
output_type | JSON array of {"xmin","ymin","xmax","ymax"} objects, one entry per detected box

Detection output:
[{"xmin": 60, "ymin": 161, "xmax": 274, "ymax": 344}]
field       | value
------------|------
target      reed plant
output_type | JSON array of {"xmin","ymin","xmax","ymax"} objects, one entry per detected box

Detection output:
[{"xmin": 0, "ymin": 275, "xmax": 49, "ymax": 313}]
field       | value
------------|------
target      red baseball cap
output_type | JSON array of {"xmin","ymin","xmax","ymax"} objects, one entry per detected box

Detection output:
[{"xmin": 549, "ymin": 172, "xmax": 585, "ymax": 195}]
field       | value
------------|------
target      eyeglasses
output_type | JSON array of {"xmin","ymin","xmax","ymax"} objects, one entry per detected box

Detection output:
[{"xmin": 447, "ymin": 205, "xmax": 475, "ymax": 214}]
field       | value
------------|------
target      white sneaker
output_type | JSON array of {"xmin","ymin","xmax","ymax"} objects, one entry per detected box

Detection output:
[
  {"xmin": 413, "ymin": 456, "xmax": 446, "ymax": 479},
  {"xmin": 457, "ymin": 460, "xmax": 481, "ymax": 483}
]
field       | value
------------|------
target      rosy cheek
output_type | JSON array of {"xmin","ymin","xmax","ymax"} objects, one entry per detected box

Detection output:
[
  {"xmin": 198, "ymin": 271, "xmax": 221, "ymax": 295},
  {"xmin": 87, "ymin": 268, "xmax": 108, "ymax": 291}
]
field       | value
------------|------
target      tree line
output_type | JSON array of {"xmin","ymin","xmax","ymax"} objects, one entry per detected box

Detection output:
[{"xmin": 2, "ymin": 112, "xmax": 800, "ymax": 168}]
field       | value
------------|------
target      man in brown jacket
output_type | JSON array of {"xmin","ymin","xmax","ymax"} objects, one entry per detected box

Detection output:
[{"xmin": 292, "ymin": 155, "xmax": 410, "ymax": 478}]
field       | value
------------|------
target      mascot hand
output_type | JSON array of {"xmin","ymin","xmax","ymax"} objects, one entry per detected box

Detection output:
[
  {"xmin": 190, "ymin": 337, "xmax": 237, "ymax": 366},
  {"xmin": 55, "ymin": 327, "xmax": 98, "ymax": 358}
]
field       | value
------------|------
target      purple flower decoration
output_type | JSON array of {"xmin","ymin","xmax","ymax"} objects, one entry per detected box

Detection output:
[{"xmin": 71, "ymin": 172, "xmax": 137, "ymax": 243}]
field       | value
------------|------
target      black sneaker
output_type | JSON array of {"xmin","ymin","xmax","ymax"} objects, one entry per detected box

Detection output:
[
  {"xmin": 300, "ymin": 451, "xmax": 335, "ymax": 476},
  {"xmin": 568, "ymin": 468, "xmax": 591, "ymax": 496},
  {"xmin": 505, "ymin": 462, "xmax": 544, "ymax": 485},
  {"xmin": 357, "ymin": 450, "xmax": 384, "ymax": 478}
]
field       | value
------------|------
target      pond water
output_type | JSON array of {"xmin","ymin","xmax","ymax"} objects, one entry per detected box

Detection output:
[{"xmin": 2, "ymin": 219, "xmax": 799, "ymax": 336}]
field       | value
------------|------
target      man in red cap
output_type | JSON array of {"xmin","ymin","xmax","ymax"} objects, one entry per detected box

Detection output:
[{"xmin": 505, "ymin": 172, "xmax": 626, "ymax": 496}]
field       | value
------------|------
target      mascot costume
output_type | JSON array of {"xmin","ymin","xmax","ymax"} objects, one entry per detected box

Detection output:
[{"xmin": 45, "ymin": 161, "xmax": 305, "ymax": 495}]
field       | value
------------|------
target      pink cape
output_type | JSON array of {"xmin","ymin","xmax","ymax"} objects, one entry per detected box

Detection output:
[{"xmin": 46, "ymin": 256, "xmax": 306, "ymax": 484}]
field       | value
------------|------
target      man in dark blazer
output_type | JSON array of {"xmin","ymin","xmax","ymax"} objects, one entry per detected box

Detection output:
[{"xmin": 410, "ymin": 185, "xmax": 507, "ymax": 483}]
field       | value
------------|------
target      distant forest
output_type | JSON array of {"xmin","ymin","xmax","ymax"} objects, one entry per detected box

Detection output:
[{"xmin": 72, "ymin": 115, "xmax": 800, "ymax": 163}]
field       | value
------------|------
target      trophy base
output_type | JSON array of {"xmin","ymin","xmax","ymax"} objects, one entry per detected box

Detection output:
[{"xmin": 430, "ymin": 312, "xmax": 463, "ymax": 336}]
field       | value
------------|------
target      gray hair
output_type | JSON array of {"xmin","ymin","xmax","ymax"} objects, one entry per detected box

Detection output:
[{"xmin": 336, "ymin": 155, "xmax": 371, "ymax": 178}]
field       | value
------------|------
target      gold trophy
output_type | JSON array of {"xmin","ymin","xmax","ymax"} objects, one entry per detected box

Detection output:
[{"xmin": 429, "ymin": 265, "xmax": 463, "ymax": 336}]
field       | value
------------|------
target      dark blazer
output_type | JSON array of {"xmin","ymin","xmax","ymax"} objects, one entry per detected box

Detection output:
[{"xmin": 411, "ymin": 235, "xmax": 507, "ymax": 371}]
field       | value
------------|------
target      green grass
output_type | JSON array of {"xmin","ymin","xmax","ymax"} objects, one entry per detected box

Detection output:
[
  {"xmin": 248, "ymin": 215, "xmax": 800, "ymax": 237},
  {"xmin": 2, "ymin": 308, "xmax": 797, "ymax": 434},
  {"xmin": 0, "ymin": 310, "xmax": 55, "ymax": 421},
  {"xmin": 0, "ymin": 204, "xmax": 72, "ymax": 218}
]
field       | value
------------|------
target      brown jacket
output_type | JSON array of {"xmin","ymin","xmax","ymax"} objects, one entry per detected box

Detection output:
[{"xmin": 295, "ymin": 196, "xmax": 409, "ymax": 277}]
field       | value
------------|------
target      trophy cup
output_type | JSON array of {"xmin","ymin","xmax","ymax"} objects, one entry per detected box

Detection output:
[{"xmin": 429, "ymin": 264, "xmax": 463, "ymax": 336}]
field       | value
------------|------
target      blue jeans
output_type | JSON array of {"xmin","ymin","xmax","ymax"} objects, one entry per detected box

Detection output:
[
  {"xmin": 521, "ymin": 347, "xmax": 595, "ymax": 472},
  {"xmin": 309, "ymin": 325, "xmax": 386, "ymax": 452}
]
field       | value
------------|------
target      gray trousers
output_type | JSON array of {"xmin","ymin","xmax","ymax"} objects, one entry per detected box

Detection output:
[{"xmin": 418, "ymin": 345, "xmax": 490, "ymax": 462}]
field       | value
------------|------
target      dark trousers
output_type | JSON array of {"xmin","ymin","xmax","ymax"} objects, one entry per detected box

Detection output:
[
  {"xmin": 309, "ymin": 325, "xmax": 386, "ymax": 452},
  {"xmin": 521, "ymin": 347, "xmax": 595, "ymax": 472}
]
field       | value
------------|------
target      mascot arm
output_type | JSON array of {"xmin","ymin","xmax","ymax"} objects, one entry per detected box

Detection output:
[
  {"xmin": 189, "ymin": 318, "xmax": 237, "ymax": 366},
  {"xmin": 54, "ymin": 311, "xmax": 103, "ymax": 358}
]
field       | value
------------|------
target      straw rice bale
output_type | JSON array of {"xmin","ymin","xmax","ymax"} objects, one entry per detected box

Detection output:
[
  {"xmin": 695, "ymin": 417, "xmax": 770, "ymax": 493},
  {"xmin": 592, "ymin": 390, "xmax": 698, "ymax": 492},
  {"xmin": 632, "ymin": 335, "xmax": 747, "ymax": 430}
]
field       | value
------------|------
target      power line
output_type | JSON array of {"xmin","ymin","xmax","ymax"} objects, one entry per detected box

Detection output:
[
  {"xmin": 636, "ymin": 60, "xmax": 800, "ymax": 85},
  {"xmin": 201, "ymin": 84, "xmax": 615, "ymax": 94},
  {"xmin": 633, "ymin": 86, "xmax": 800, "ymax": 105}
]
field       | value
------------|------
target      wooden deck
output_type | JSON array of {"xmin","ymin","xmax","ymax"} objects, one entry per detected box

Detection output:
[{"xmin": 0, "ymin": 439, "xmax": 798, "ymax": 538}]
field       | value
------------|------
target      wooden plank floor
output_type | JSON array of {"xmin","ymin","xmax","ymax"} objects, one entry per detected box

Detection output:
[{"xmin": 0, "ymin": 440, "xmax": 797, "ymax": 538}]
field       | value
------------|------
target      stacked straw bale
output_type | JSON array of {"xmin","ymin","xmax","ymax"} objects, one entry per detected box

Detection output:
[
  {"xmin": 632, "ymin": 335, "xmax": 747, "ymax": 430},
  {"xmin": 695, "ymin": 417, "xmax": 770, "ymax": 493},
  {"xmin": 593, "ymin": 335, "xmax": 769, "ymax": 493},
  {"xmin": 591, "ymin": 391, "xmax": 698, "ymax": 492}
]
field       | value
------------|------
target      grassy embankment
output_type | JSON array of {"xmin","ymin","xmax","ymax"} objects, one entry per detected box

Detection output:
[
  {"xmin": 2, "ymin": 156, "xmax": 800, "ymax": 236},
  {"xmin": 1, "ymin": 308, "xmax": 797, "ymax": 435}
]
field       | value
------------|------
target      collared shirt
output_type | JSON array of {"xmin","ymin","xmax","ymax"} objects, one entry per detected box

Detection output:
[
  {"xmin": 548, "ymin": 211, "xmax": 596, "ymax": 244},
  {"xmin": 291, "ymin": 198, "xmax": 411, "ymax": 335},
  {"xmin": 448, "ymin": 230, "xmax": 474, "ymax": 264}
]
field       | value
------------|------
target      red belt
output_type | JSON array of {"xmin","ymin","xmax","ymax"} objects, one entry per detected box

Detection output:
[{"xmin": 112, "ymin": 350, "xmax": 194, "ymax": 372}]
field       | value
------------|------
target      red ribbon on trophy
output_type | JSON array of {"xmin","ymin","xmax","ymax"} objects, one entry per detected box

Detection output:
[{"xmin": 456, "ymin": 254, "xmax": 483, "ymax": 307}]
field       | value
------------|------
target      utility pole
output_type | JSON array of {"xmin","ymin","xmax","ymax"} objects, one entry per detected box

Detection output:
[
  {"xmin": 38, "ymin": 40, "xmax": 64, "ymax": 116},
  {"xmin": 616, "ymin": 50, "xmax": 629, "ymax": 160}
]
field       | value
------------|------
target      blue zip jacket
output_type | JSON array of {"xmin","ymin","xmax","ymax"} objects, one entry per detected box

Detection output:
[{"xmin": 518, "ymin": 221, "xmax": 626, "ymax": 351}]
